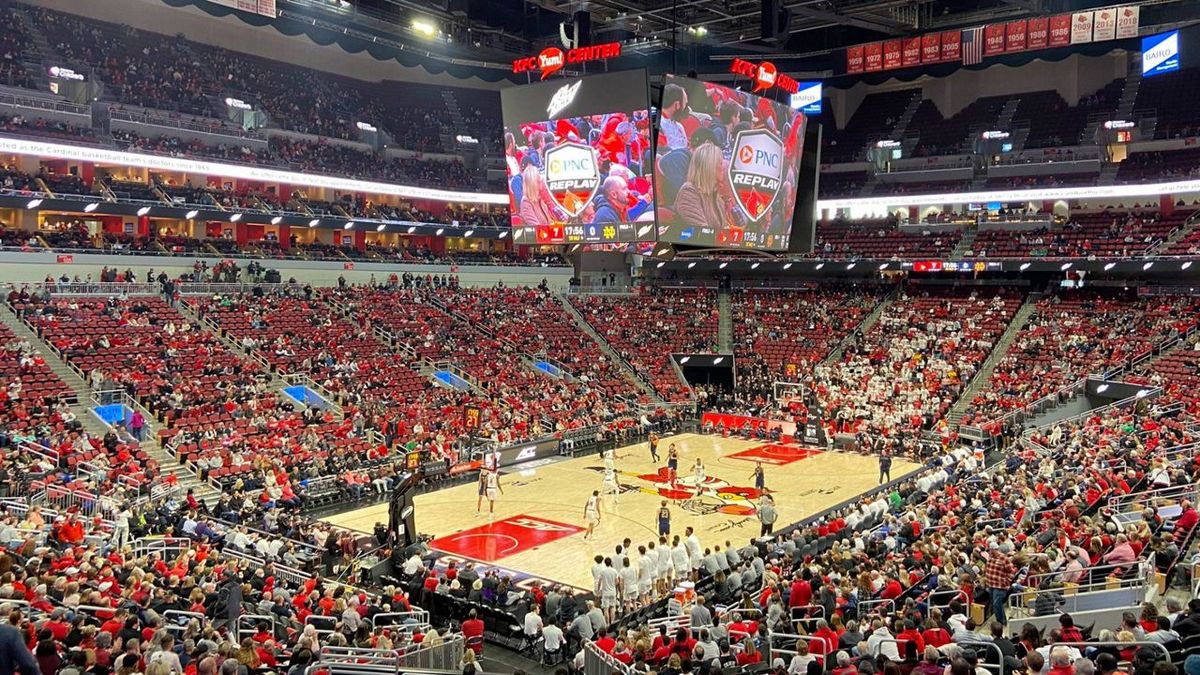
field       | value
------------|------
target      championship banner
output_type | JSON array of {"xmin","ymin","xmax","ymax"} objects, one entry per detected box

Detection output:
[
  {"xmin": 902, "ymin": 37, "xmax": 922, "ymax": 66},
  {"xmin": 846, "ymin": 44, "xmax": 865, "ymax": 73},
  {"xmin": 1028, "ymin": 17, "xmax": 1049, "ymax": 49},
  {"xmin": 864, "ymin": 42, "xmax": 883, "ymax": 71},
  {"xmin": 883, "ymin": 40, "xmax": 903, "ymax": 69},
  {"xmin": 984, "ymin": 24, "xmax": 1006, "ymax": 55},
  {"xmin": 1048, "ymin": 14, "xmax": 1072, "ymax": 47},
  {"xmin": 941, "ymin": 31, "xmax": 962, "ymax": 61},
  {"xmin": 1006, "ymin": 20, "xmax": 1027, "ymax": 52},
  {"xmin": 921, "ymin": 33, "xmax": 942, "ymax": 63},
  {"xmin": 1071, "ymin": 12, "xmax": 1095, "ymax": 44},
  {"xmin": 1116, "ymin": 5, "xmax": 1140, "ymax": 39},
  {"xmin": 1093, "ymin": 7, "xmax": 1117, "ymax": 42},
  {"xmin": 210, "ymin": 0, "xmax": 275, "ymax": 18}
]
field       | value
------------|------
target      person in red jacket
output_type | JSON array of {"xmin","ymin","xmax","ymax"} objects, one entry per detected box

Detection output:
[
  {"xmin": 1172, "ymin": 501, "xmax": 1198, "ymax": 545},
  {"xmin": 880, "ymin": 576, "xmax": 904, "ymax": 601},
  {"xmin": 461, "ymin": 609, "xmax": 484, "ymax": 655},
  {"xmin": 895, "ymin": 619, "xmax": 926, "ymax": 659},
  {"xmin": 921, "ymin": 616, "xmax": 951, "ymax": 648},
  {"xmin": 789, "ymin": 574, "xmax": 813, "ymax": 610}
]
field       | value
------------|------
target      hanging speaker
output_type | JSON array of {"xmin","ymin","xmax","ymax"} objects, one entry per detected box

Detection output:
[
  {"xmin": 760, "ymin": 0, "xmax": 791, "ymax": 42},
  {"xmin": 574, "ymin": 11, "xmax": 592, "ymax": 46}
]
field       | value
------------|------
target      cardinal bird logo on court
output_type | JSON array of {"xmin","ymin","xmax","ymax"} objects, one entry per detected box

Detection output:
[
  {"xmin": 728, "ymin": 129, "xmax": 783, "ymax": 222},
  {"xmin": 588, "ymin": 466, "xmax": 763, "ymax": 518},
  {"xmin": 544, "ymin": 142, "xmax": 600, "ymax": 218}
]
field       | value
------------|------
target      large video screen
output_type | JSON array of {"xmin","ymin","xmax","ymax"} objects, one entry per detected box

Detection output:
[
  {"xmin": 654, "ymin": 74, "xmax": 808, "ymax": 250},
  {"xmin": 500, "ymin": 69, "xmax": 656, "ymax": 245}
]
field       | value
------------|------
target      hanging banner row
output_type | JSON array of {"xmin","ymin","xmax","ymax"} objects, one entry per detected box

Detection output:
[{"xmin": 846, "ymin": 6, "xmax": 1140, "ymax": 74}]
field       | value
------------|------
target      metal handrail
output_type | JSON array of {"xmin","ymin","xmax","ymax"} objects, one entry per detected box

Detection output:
[{"xmin": 1050, "ymin": 641, "xmax": 1170, "ymax": 663}]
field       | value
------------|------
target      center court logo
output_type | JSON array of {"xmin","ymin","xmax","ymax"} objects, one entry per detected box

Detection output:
[
  {"xmin": 728, "ymin": 128, "xmax": 783, "ymax": 221},
  {"xmin": 543, "ymin": 141, "xmax": 600, "ymax": 216}
]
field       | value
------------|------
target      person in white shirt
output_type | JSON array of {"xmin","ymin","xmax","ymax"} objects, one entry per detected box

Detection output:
[
  {"xmin": 583, "ymin": 491, "xmax": 601, "ymax": 540},
  {"xmin": 619, "ymin": 557, "xmax": 639, "ymax": 612},
  {"xmin": 867, "ymin": 621, "xmax": 900, "ymax": 660},
  {"xmin": 590, "ymin": 555, "xmax": 606, "ymax": 596},
  {"xmin": 523, "ymin": 607, "xmax": 544, "ymax": 641},
  {"xmin": 655, "ymin": 537, "xmax": 672, "ymax": 592},
  {"xmin": 636, "ymin": 546, "xmax": 654, "ymax": 603},
  {"xmin": 686, "ymin": 526, "xmax": 703, "ymax": 580},
  {"xmin": 542, "ymin": 621, "xmax": 565, "ymax": 659},
  {"xmin": 671, "ymin": 535, "xmax": 690, "ymax": 579},
  {"xmin": 788, "ymin": 640, "xmax": 817, "ymax": 675},
  {"xmin": 402, "ymin": 552, "xmax": 424, "ymax": 576},
  {"xmin": 597, "ymin": 558, "xmax": 619, "ymax": 622}
]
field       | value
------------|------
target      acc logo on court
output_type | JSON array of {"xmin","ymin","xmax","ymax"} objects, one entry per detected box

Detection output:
[
  {"xmin": 509, "ymin": 517, "xmax": 576, "ymax": 532},
  {"xmin": 728, "ymin": 129, "xmax": 783, "ymax": 222},
  {"xmin": 544, "ymin": 142, "xmax": 600, "ymax": 217}
]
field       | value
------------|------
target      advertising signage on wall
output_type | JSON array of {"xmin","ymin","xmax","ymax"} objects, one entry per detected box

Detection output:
[
  {"xmin": 1143, "ymin": 31, "xmax": 1181, "ymax": 77},
  {"xmin": 844, "ymin": 5, "xmax": 1140, "ymax": 72},
  {"xmin": 511, "ymin": 42, "xmax": 622, "ymax": 79},
  {"xmin": 728, "ymin": 59, "xmax": 799, "ymax": 95}
]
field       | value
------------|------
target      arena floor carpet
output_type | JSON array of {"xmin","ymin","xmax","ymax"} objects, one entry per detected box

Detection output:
[{"xmin": 324, "ymin": 433, "xmax": 920, "ymax": 589}]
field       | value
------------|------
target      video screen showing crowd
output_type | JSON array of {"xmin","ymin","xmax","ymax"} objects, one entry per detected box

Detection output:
[
  {"xmin": 655, "ymin": 75, "xmax": 808, "ymax": 251},
  {"xmin": 501, "ymin": 70, "xmax": 657, "ymax": 245}
]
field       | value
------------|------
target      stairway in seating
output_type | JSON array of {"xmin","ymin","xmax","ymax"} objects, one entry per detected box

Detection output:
[
  {"xmin": 946, "ymin": 294, "xmax": 1041, "ymax": 426},
  {"xmin": 556, "ymin": 293, "xmax": 664, "ymax": 403},
  {"xmin": 994, "ymin": 97, "xmax": 1021, "ymax": 131},
  {"xmin": 1117, "ymin": 58, "xmax": 1143, "ymax": 119},
  {"xmin": 1, "ymin": 303, "xmax": 216, "ymax": 503},
  {"xmin": 1097, "ymin": 161, "xmax": 1122, "ymax": 186},
  {"xmin": 8, "ymin": 4, "xmax": 58, "ymax": 91},
  {"xmin": 950, "ymin": 225, "xmax": 979, "ymax": 259},
  {"xmin": 440, "ymin": 89, "xmax": 466, "ymax": 153},
  {"xmin": 820, "ymin": 287, "xmax": 896, "ymax": 367},
  {"xmin": 1, "ymin": 303, "xmax": 95, "ymax": 410},
  {"xmin": 1146, "ymin": 208, "xmax": 1200, "ymax": 256},
  {"xmin": 717, "ymin": 287, "xmax": 733, "ymax": 353},
  {"xmin": 888, "ymin": 91, "xmax": 924, "ymax": 140}
]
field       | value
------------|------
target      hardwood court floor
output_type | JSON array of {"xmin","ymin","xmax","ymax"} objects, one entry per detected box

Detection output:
[{"xmin": 323, "ymin": 433, "xmax": 920, "ymax": 589}]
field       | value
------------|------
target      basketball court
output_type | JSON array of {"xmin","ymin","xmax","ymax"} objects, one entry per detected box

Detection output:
[{"xmin": 323, "ymin": 433, "xmax": 919, "ymax": 590}]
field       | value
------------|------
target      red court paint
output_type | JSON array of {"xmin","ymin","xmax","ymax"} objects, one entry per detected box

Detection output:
[
  {"xmin": 727, "ymin": 444, "xmax": 823, "ymax": 466},
  {"xmin": 430, "ymin": 514, "xmax": 585, "ymax": 562}
]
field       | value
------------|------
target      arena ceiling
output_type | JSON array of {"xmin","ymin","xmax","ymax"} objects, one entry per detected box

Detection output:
[{"xmin": 292, "ymin": 0, "xmax": 1200, "ymax": 72}]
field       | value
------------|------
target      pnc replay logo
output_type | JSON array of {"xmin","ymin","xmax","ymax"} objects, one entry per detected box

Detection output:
[
  {"xmin": 728, "ymin": 129, "xmax": 784, "ymax": 222},
  {"xmin": 543, "ymin": 141, "xmax": 600, "ymax": 217}
]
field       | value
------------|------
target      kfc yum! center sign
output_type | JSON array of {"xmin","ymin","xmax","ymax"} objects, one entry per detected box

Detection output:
[{"xmin": 512, "ymin": 42, "xmax": 623, "ymax": 79}]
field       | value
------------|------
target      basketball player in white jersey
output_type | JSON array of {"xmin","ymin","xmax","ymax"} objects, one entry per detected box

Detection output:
[
  {"xmin": 618, "ymin": 556, "xmax": 639, "ymax": 613},
  {"xmin": 636, "ymin": 544, "xmax": 654, "ymax": 605},
  {"xmin": 656, "ymin": 535, "xmax": 672, "ymax": 593},
  {"xmin": 692, "ymin": 458, "xmax": 706, "ymax": 496},
  {"xmin": 602, "ymin": 446, "xmax": 615, "ymax": 471},
  {"xmin": 484, "ymin": 470, "xmax": 502, "ymax": 516},
  {"xmin": 600, "ymin": 466, "xmax": 620, "ymax": 503},
  {"xmin": 583, "ymin": 489, "xmax": 601, "ymax": 540}
]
